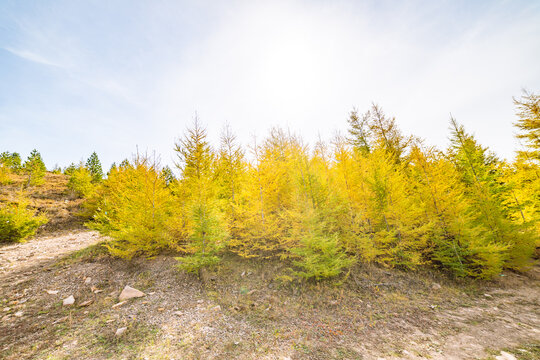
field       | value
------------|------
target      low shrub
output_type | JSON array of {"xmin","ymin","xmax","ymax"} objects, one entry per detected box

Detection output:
[
  {"xmin": 67, "ymin": 166, "xmax": 96, "ymax": 198},
  {"xmin": 0, "ymin": 193, "xmax": 48, "ymax": 243}
]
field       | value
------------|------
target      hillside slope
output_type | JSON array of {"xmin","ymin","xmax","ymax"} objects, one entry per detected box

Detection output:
[{"xmin": 0, "ymin": 172, "xmax": 85, "ymax": 235}]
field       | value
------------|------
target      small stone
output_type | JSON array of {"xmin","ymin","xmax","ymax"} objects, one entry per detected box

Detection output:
[
  {"xmin": 46, "ymin": 290, "xmax": 59, "ymax": 295},
  {"xmin": 14, "ymin": 311, "xmax": 23, "ymax": 317},
  {"xmin": 112, "ymin": 301, "xmax": 127, "ymax": 309},
  {"xmin": 484, "ymin": 293, "xmax": 493, "ymax": 298},
  {"xmin": 63, "ymin": 295, "xmax": 75, "ymax": 306},
  {"xmin": 118, "ymin": 286, "xmax": 145, "ymax": 301},
  {"xmin": 3, "ymin": 307, "xmax": 10, "ymax": 312},
  {"xmin": 432, "ymin": 283, "xmax": 441, "ymax": 290},
  {"xmin": 496, "ymin": 351, "xmax": 517, "ymax": 360},
  {"xmin": 79, "ymin": 300, "xmax": 93, "ymax": 307},
  {"xmin": 212, "ymin": 305, "xmax": 221, "ymax": 311},
  {"xmin": 115, "ymin": 327, "xmax": 127, "ymax": 337},
  {"xmin": 174, "ymin": 311, "xmax": 183, "ymax": 316},
  {"xmin": 84, "ymin": 277, "xmax": 92, "ymax": 285}
]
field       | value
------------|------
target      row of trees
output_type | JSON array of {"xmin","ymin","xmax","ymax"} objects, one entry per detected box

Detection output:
[
  {"xmin": 83, "ymin": 93, "xmax": 539, "ymax": 279},
  {"xmin": 0, "ymin": 151, "xmax": 103, "ymax": 243},
  {"xmin": 0, "ymin": 150, "xmax": 47, "ymax": 186}
]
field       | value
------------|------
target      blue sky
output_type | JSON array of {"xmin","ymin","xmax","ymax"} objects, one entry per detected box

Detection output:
[{"xmin": 1, "ymin": 0, "xmax": 539, "ymax": 170}]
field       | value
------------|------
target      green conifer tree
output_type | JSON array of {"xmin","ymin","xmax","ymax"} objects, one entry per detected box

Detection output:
[
  {"xmin": 160, "ymin": 165, "xmax": 176, "ymax": 187},
  {"xmin": 174, "ymin": 117, "xmax": 227, "ymax": 275},
  {"xmin": 85, "ymin": 152, "xmax": 104, "ymax": 183},
  {"xmin": 0, "ymin": 152, "xmax": 21, "ymax": 172},
  {"xmin": 448, "ymin": 118, "xmax": 535, "ymax": 272},
  {"xmin": 23, "ymin": 149, "xmax": 46, "ymax": 186},
  {"xmin": 514, "ymin": 91, "xmax": 540, "ymax": 161}
]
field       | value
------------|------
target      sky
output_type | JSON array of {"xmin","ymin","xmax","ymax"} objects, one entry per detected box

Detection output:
[{"xmin": 1, "ymin": 0, "xmax": 539, "ymax": 171}]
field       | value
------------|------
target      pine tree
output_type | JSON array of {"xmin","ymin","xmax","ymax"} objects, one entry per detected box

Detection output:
[
  {"xmin": 64, "ymin": 163, "xmax": 77, "ymax": 176},
  {"xmin": 0, "ymin": 152, "xmax": 17, "ymax": 184},
  {"xmin": 231, "ymin": 129, "xmax": 297, "ymax": 258},
  {"xmin": 500, "ymin": 160, "xmax": 540, "ymax": 247},
  {"xmin": 287, "ymin": 137, "xmax": 355, "ymax": 280},
  {"xmin": 85, "ymin": 152, "xmax": 104, "ymax": 183},
  {"xmin": 89, "ymin": 155, "xmax": 175, "ymax": 259},
  {"xmin": 174, "ymin": 118, "xmax": 227, "ymax": 274},
  {"xmin": 107, "ymin": 162, "xmax": 118, "ymax": 177},
  {"xmin": 448, "ymin": 118, "xmax": 535, "ymax": 272},
  {"xmin": 215, "ymin": 124, "xmax": 245, "ymax": 240},
  {"xmin": 514, "ymin": 91, "xmax": 540, "ymax": 161},
  {"xmin": 347, "ymin": 109, "xmax": 371, "ymax": 155},
  {"xmin": 23, "ymin": 149, "xmax": 46, "ymax": 186},
  {"xmin": 409, "ymin": 146, "xmax": 508, "ymax": 278},
  {"xmin": 0, "ymin": 152, "xmax": 21, "ymax": 172},
  {"xmin": 289, "ymin": 207, "xmax": 355, "ymax": 280},
  {"xmin": 348, "ymin": 104, "xmax": 412, "ymax": 162},
  {"xmin": 160, "ymin": 166, "xmax": 176, "ymax": 187},
  {"xmin": 0, "ymin": 190, "xmax": 48, "ymax": 243},
  {"xmin": 67, "ymin": 164, "xmax": 95, "ymax": 198}
]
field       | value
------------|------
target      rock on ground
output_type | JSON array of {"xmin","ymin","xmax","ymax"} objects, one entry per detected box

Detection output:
[{"xmin": 118, "ymin": 285, "xmax": 145, "ymax": 301}]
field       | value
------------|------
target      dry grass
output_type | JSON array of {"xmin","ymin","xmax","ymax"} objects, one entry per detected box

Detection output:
[{"xmin": 0, "ymin": 172, "xmax": 85, "ymax": 235}]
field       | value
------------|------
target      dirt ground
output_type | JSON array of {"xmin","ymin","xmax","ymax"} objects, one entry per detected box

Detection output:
[
  {"xmin": 0, "ymin": 173, "xmax": 85, "ymax": 233},
  {"xmin": 1, "ymin": 231, "xmax": 539, "ymax": 360}
]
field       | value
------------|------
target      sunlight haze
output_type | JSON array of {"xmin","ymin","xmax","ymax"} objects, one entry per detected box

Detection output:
[{"xmin": 1, "ymin": 0, "xmax": 539, "ymax": 169}]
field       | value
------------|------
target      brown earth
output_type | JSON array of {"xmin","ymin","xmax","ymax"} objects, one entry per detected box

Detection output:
[{"xmin": 0, "ymin": 230, "xmax": 538, "ymax": 360}]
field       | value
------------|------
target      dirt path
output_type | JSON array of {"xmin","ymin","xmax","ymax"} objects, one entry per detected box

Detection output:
[
  {"xmin": 1, "ymin": 231, "xmax": 539, "ymax": 359},
  {"xmin": 0, "ymin": 231, "xmax": 102, "ymax": 286}
]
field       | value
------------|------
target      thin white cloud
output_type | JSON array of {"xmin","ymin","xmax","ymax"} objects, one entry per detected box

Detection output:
[
  {"xmin": 3, "ymin": 46, "xmax": 62, "ymax": 67},
  {"xmin": 0, "ymin": 0, "xmax": 539, "ymax": 169}
]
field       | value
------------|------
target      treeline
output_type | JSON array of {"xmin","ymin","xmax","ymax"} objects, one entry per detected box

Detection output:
[
  {"xmin": 0, "ymin": 150, "xmax": 49, "ymax": 242},
  {"xmin": 0, "ymin": 150, "xmax": 103, "ymax": 242},
  {"xmin": 1, "ymin": 93, "xmax": 539, "ymax": 279}
]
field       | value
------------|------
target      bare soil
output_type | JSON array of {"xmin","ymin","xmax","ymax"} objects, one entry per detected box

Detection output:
[
  {"xmin": 0, "ymin": 173, "xmax": 85, "ymax": 233},
  {"xmin": 1, "ymin": 231, "xmax": 539, "ymax": 360}
]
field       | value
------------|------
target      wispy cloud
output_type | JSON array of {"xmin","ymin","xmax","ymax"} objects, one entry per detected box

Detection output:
[
  {"xmin": 3, "ymin": 46, "xmax": 62, "ymax": 67},
  {"xmin": 0, "ymin": 0, "xmax": 539, "ymax": 168}
]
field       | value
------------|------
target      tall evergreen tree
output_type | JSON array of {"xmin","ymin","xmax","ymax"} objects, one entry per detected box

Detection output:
[
  {"xmin": 215, "ymin": 124, "xmax": 245, "ymax": 241},
  {"xmin": 0, "ymin": 152, "xmax": 21, "ymax": 172},
  {"xmin": 448, "ymin": 118, "xmax": 535, "ymax": 271},
  {"xmin": 514, "ymin": 91, "xmax": 540, "ymax": 161},
  {"xmin": 160, "ymin": 165, "xmax": 176, "ymax": 187},
  {"xmin": 347, "ymin": 109, "xmax": 371, "ymax": 155},
  {"xmin": 107, "ymin": 162, "xmax": 118, "ymax": 177},
  {"xmin": 23, "ymin": 149, "xmax": 46, "ymax": 186},
  {"xmin": 89, "ymin": 155, "xmax": 175, "ymax": 259},
  {"xmin": 64, "ymin": 162, "xmax": 77, "ymax": 176},
  {"xmin": 174, "ymin": 117, "xmax": 227, "ymax": 275},
  {"xmin": 85, "ymin": 152, "xmax": 104, "ymax": 183}
]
